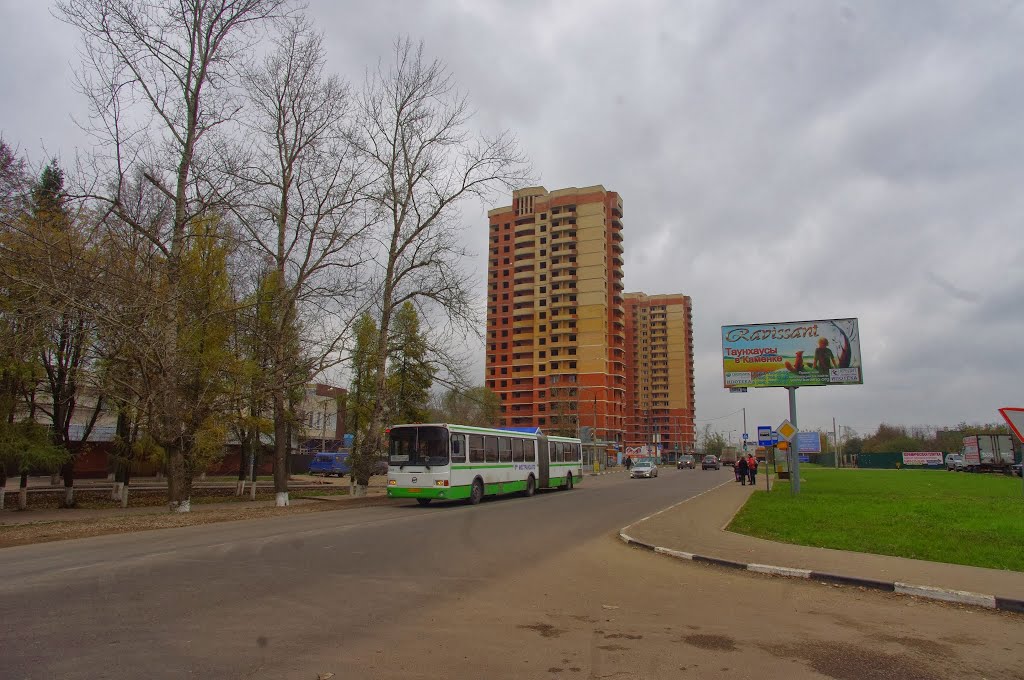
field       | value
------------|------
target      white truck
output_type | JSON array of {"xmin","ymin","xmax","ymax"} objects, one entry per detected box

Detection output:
[{"xmin": 962, "ymin": 434, "xmax": 1017, "ymax": 473}]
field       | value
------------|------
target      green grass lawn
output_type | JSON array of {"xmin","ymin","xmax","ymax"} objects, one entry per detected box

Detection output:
[{"xmin": 728, "ymin": 469, "xmax": 1024, "ymax": 571}]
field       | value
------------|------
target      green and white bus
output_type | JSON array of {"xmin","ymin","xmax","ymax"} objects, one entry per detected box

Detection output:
[{"xmin": 385, "ymin": 424, "xmax": 583, "ymax": 506}]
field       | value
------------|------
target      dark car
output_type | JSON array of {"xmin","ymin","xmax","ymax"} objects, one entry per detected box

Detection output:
[
  {"xmin": 677, "ymin": 454, "xmax": 695, "ymax": 469},
  {"xmin": 702, "ymin": 455, "xmax": 721, "ymax": 470}
]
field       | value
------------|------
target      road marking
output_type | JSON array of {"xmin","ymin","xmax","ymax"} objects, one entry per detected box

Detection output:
[{"xmin": 621, "ymin": 477, "xmax": 735, "ymax": 534}]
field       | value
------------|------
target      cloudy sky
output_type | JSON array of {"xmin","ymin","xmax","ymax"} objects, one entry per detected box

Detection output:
[{"xmin": 2, "ymin": 0, "xmax": 1022, "ymax": 441}]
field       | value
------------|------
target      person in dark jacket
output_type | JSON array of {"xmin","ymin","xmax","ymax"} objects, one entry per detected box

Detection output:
[
  {"xmin": 624, "ymin": 456, "xmax": 633, "ymax": 472},
  {"xmin": 736, "ymin": 455, "xmax": 749, "ymax": 485}
]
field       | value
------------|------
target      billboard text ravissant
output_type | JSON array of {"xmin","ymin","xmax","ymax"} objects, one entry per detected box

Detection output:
[{"xmin": 722, "ymin": 318, "xmax": 862, "ymax": 388}]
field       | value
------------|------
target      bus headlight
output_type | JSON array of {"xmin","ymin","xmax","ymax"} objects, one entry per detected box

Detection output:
[
  {"xmin": 388, "ymin": 479, "xmax": 397, "ymax": 486},
  {"xmin": 435, "ymin": 479, "xmax": 449, "ymax": 486}
]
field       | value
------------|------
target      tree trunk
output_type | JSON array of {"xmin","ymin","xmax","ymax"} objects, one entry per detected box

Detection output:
[
  {"xmin": 166, "ymin": 442, "xmax": 193, "ymax": 512},
  {"xmin": 352, "ymin": 484, "xmax": 367, "ymax": 498},
  {"xmin": 18, "ymin": 472, "xmax": 28, "ymax": 510},
  {"xmin": 121, "ymin": 464, "xmax": 131, "ymax": 508},
  {"xmin": 60, "ymin": 459, "xmax": 76, "ymax": 508},
  {"xmin": 0, "ymin": 487, "xmax": 5, "ymax": 511},
  {"xmin": 273, "ymin": 393, "xmax": 289, "ymax": 507},
  {"xmin": 0, "ymin": 467, "xmax": 6, "ymax": 510},
  {"xmin": 236, "ymin": 441, "xmax": 247, "ymax": 496}
]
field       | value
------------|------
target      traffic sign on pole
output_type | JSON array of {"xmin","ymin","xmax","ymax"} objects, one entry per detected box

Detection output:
[
  {"xmin": 757, "ymin": 426, "xmax": 772, "ymax": 447},
  {"xmin": 776, "ymin": 419, "xmax": 797, "ymax": 442}
]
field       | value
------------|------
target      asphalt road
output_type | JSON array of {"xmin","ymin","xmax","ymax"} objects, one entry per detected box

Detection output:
[
  {"xmin": 4, "ymin": 469, "xmax": 1022, "ymax": 679},
  {"xmin": 0, "ymin": 467, "xmax": 729, "ymax": 679}
]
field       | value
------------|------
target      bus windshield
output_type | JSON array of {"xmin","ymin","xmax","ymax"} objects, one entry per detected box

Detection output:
[{"xmin": 388, "ymin": 426, "xmax": 449, "ymax": 467}]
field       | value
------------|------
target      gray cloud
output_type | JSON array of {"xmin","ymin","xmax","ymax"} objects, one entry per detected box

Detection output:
[{"xmin": 2, "ymin": 0, "xmax": 1022, "ymax": 437}]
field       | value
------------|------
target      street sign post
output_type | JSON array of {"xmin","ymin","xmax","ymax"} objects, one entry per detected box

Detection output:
[
  {"xmin": 758, "ymin": 426, "xmax": 772, "ymax": 447},
  {"xmin": 776, "ymin": 419, "xmax": 797, "ymax": 441}
]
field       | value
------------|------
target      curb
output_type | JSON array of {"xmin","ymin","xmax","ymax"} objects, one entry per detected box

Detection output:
[{"xmin": 617, "ymin": 487, "xmax": 1024, "ymax": 615}]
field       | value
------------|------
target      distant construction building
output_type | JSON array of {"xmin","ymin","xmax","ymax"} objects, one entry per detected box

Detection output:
[
  {"xmin": 623, "ymin": 293, "xmax": 695, "ymax": 457},
  {"xmin": 485, "ymin": 186, "xmax": 626, "ymax": 446},
  {"xmin": 484, "ymin": 186, "xmax": 695, "ymax": 459}
]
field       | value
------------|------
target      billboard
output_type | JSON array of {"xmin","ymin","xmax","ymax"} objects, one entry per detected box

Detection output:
[
  {"xmin": 902, "ymin": 452, "xmax": 943, "ymax": 466},
  {"xmin": 722, "ymin": 318, "xmax": 862, "ymax": 388},
  {"xmin": 796, "ymin": 431, "xmax": 822, "ymax": 453}
]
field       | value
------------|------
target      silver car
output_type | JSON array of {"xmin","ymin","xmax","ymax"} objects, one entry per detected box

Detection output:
[{"xmin": 630, "ymin": 459, "xmax": 659, "ymax": 478}]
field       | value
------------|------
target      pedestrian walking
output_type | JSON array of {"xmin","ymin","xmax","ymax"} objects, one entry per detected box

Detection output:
[
  {"xmin": 737, "ymin": 455, "xmax": 749, "ymax": 486},
  {"xmin": 747, "ymin": 454, "xmax": 758, "ymax": 486},
  {"xmin": 624, "ymin": 456, "xmax": 633, "ymax": 472}
]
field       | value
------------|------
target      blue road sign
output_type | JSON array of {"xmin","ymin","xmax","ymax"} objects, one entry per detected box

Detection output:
[
  {"xmin": 742, "ymin": 433, "xmax": 749, "ymax": 441},
  {"xmin": 757, "ymin": 426, "xmax": 772, "ymax": 446}
]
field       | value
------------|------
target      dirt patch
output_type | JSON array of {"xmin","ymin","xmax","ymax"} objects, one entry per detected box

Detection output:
[
  {"xmin": 0, "ymin": 496, "xmax": 398, "ymax": 548},
  {"xmin": 603, "ymin": 633, "xmax": 643, "ymax": 640},
  {"xmin": 681, "ymin": 633, "xmax": 737, "ymax": 651},
  {"xmin": 763, "ymin": 641, "xmax": 938, "ymax": 680},
  {"xmin": 518, "ymin": 623, "xmax": 565, "ymax": 639},
  {"xmin": 597, "ymin": 644, "xmax": 628, "ymax": 651},
  {"xmin": 570, "ymin": 614, "xmax": 597, "ymax": 623}
]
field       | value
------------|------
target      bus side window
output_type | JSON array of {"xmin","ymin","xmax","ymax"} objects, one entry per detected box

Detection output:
[
  {"xmin": 485, "ymin": 436, "xmax": 499, "ymax": 463},
  {"xmin": 550, "ymin": 442, "xmax": 560, "ymax": 463},
  {"xmin": 524, "ymin": 440, "xmax": 536, "ymax": 463},
  {"xmin": 451, "ymin": 434, "xmax": 466, "ymax": 463},
  {"xmin": 469, "ymin": 435, "xmax": 485, "ymax": 463},
  {"xmin": 498, "ymin": 437, "xmax": 512, "ymax": 463},
  {"xmin": 512, "ymin": 438, "xmax": 524, "ymax": 463},
  {"xmin": 572, "ymin": 443, "xmax": 580, "ymax": 462}
]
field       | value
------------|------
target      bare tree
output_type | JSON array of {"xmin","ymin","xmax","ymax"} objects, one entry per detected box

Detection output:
[
  {"xmin": 57, "ymin": 0, "xmax": 290, "ymax": 511},
  {"xmin": 347, "ymin": 38, "xmax": 531, "ymax": 491},
  {"xmin": 235, "ymin": 16, "xmax": 366, "ymax": 506}
]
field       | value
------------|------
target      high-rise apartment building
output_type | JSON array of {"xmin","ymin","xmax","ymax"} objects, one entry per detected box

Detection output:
[
  {"xmin": 623, "ymin": 293, "xmax": 696, "ymax": 456},
  {"xmin": 485, "ymin": 186, "xmax": 627, "ymax": 445}
]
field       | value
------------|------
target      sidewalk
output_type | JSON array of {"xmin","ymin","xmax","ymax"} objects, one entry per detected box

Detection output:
[
  {"xmin": 0, "ymin": 488, "xmax": 388, "ymax": 526},
  {"xmin": 621, "ymin": 477, "xmax": 1024, "ymax": 612}
]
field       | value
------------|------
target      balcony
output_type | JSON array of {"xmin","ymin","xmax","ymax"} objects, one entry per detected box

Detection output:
[
  {"xmin": 552, "ymin": 271, "xmax": 577, "ymax": 284},
  {"xmin": 513, "ymin": 318, "xmax": 534, "ymax": 330},
  {"xmin": 514, "ymin": 280, "xmax": 535, "ymax": 293},
  {"xmin": 611, "ymin": 241, "xmax": 623, "ymax": 254}
]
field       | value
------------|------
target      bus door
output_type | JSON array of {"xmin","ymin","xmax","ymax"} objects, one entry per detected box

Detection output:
[{"xmin": 537, "ymin": 434, "xmax": 550, "ymax": 487}]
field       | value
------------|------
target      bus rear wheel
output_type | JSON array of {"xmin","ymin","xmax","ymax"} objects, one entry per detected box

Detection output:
[
  {"xmin": 565, "ymin": 473, "xmax": 574, "ymax": 490},
  {"xmin": 469, "ymin": 478, "xmax": 484, "ymax": 505},
  {"xmin": 525, "ymin": 475, "xmax": 536, "ymax": 497},
  {"xmin": 416, "ymin": 498, "xmax": 431, "ymax": 506}
]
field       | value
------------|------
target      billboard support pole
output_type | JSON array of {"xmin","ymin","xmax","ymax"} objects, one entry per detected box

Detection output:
[{"xmin": 789, "ymin": 387, "xmax": 801, "ymax": 495}]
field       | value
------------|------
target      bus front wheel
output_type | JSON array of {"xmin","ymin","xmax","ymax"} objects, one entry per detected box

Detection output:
[
  {"xmin": 525, "ymin": 475, "xmax": 536, "ymax": 497},
  {"xmin": 469, "ymin": 478, "xmax": 484, "ymax": 505}
]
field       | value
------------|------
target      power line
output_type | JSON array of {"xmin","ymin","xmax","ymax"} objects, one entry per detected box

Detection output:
[{"xmin": 695, "ymin": 408, "xmax": 745, "ymax": 423}]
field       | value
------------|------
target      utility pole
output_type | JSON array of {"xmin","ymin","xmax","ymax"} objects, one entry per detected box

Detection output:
[
  {"xmin": 833, "ymin": 417, "xmax": 838, "ymax": 468},
  {"xmin": 789, "ymin": 387, "xmax": 801, "ymax": 495},
  {"xmin": 742, "ymin": 407, "xmax": 747, "ymax": 451}
]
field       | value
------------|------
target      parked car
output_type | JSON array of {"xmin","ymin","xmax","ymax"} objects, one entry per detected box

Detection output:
[
  {"xmin": 309, "ymin": 452, "xmax": 350, "ymax": 477},
  {"xmin": 702, "ymin": 455, "xmax": 721, "ymax": 470},
  {"xmin": 630, "ymin": 459, "xmax": 659, "ymax": 478},
  {"xmin": 945, "ymin": 453, "xmax": 965, "ymax": 471},
  {"xmin": 677, "ymin": 454, "xmax": 696, "ymax": 469}
]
